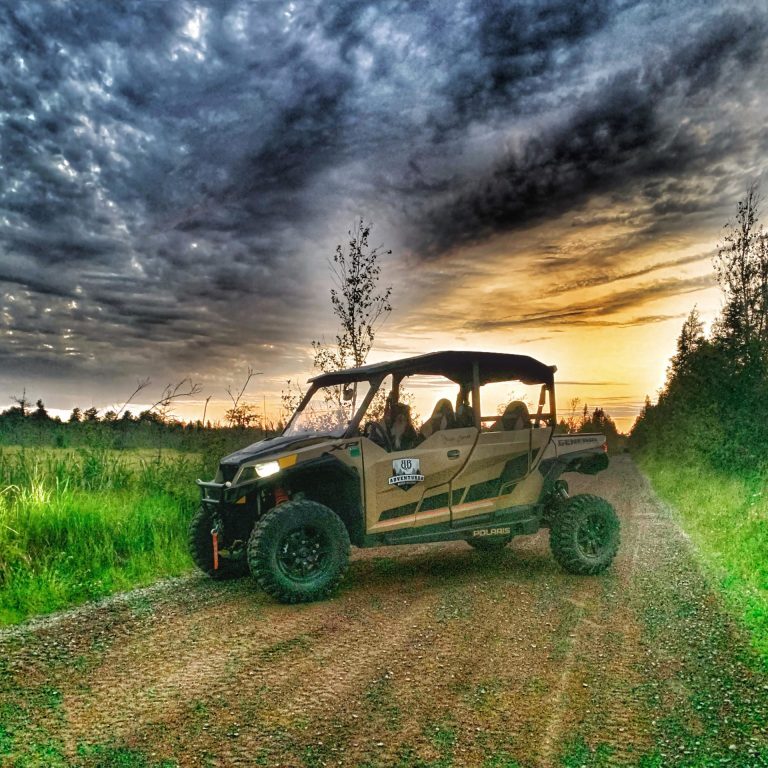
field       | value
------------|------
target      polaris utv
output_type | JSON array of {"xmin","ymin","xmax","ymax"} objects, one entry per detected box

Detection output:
[{"xmin": 191, "ymin": 351, "xmax": 619, "ymax": 603}]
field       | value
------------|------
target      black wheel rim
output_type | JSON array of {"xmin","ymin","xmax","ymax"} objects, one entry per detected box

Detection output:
[
  {"xmin": 276, "ymin": 525, "xmax": 332, "ymax": 582},
  {"xmin": 576, "ymin": 512, "xmax": 610, "ymax": 559}
]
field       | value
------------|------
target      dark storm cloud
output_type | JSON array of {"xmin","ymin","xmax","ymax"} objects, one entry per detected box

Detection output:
[
  {"xmin": 0, "ymin": 0, "xmax": 363, "ymax": 387},
  {"xmin": 408, "ymin": 7, "xmax": 768, "ymax": 255},
  {"xmin": 427, "ymin": 0, "xmax": 619, "ymax": 134},
  {"xmin": 0, "ymin": 0, "xmax": 766, "ymax": 401}
]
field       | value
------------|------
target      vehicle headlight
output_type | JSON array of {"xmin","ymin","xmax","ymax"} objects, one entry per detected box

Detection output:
[
  {"xmin": 237, "ymin": 454, "xmax": 297, "ymax": 483},
  {"xmin": 254, "ymin": 460, "xmax": 281, "ymax": 478}
]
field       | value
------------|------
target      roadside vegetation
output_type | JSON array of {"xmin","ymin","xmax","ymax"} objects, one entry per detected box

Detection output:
[
  {"xmin": 0, "ymin": 448, "xmax": 211, "ymax": 624},
  {"xmin": 0, "ymin": 396, "xmax": 283, "ymax": 624},
  {"xmin": 631, "ymin": 184, "xmax": 768, "ymax": 663},
  {"xmin": 636, "ymin": 455, "xmax": 768, "ymax": 661}
]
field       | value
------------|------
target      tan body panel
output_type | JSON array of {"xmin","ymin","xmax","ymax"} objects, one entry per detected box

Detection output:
[
  {"xmin": 450, "ymin": 426, "xmax": 553, "ymax": 521},
  {"xmin": 235, "ymin": 424, "xmax": 560, "ymax": 538},
  {"xmin": 360, "ymin": 427, "xmax": 478, "ymax": 534},
  {"xmin": 540, "ymin": 432, "xmax": 606, "ymax": 462},
  {"xmin": 267, "ymin": 438, "xmax": 366, "ymax": 492}
]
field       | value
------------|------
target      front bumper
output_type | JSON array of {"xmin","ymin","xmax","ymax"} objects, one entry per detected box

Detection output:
[
  {"xmin": 196, "ymin": 479, "xmax": 241, "ymax": 508},
  {"xmin": 197, "ymin": 474, "xmax": 264, "ymax": 508}
]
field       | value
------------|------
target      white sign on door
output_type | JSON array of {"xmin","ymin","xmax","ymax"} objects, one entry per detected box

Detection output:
[{"xmin": 388, "ymin": 457, "xmax": 425, "ymax": 490}]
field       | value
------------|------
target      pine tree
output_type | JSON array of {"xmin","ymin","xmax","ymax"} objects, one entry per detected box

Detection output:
[
  {"xmin": 713, "ymin": 184, "xmax": 768, "ymax": 359},
  {"xmin": 667, "ymin": 306, "xmax": 705, "ymax": 382}
]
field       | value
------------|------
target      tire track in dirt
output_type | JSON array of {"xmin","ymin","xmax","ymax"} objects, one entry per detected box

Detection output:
[
  {"xmin": 60, "ymin": 577, "xmax": 441, "ymax": 756},
  {"xmin": 537, "ymin": 579, "xmax": 605, "ymax": 765},
  {"xmin": 326, "ymin": 559, "xmax": 564, "ymax": 766},
  {"xmin": 537, "ymin": 460, "xmax": 654, "ymax": 766}
]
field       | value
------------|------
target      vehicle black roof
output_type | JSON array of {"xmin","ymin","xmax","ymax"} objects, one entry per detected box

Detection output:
[{"xmin": 309, "ymin": 350, "xmax": 556, "ymax": 387}]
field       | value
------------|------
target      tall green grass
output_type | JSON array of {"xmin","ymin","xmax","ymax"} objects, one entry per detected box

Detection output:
[
  {"xmin": 637, "ymin": 453, "xmax": 768, "ymax": 662},
  {"xmin": 0, "ymin": 448, "xmax": 212, "ymax": 625}
]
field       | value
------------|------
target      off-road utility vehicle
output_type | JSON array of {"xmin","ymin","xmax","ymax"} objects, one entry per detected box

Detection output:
[{"xmin": 191, "ymin": 351, "xmax": 619, "ymax": 602}]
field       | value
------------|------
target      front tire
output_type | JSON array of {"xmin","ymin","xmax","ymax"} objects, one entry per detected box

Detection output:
[
  {"xmin": 188, "ymin": 506, "xmax": 249, "ymax": 580},
  {"xmin": 549, "ymin": 494, "xmax": 620, "ymax": 575},
  {"xmin": 248, "ymin": 500, "xmax": 350, "ymax": 603}
]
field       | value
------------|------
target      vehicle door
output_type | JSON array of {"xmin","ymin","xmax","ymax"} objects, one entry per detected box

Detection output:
[
  {"xmin": 449, "ymin": 381, "xmax": 552, "ymax": 525},
  {"xmin": 359, "ymin": 375, "xmax": 478, "ymax": 534}
]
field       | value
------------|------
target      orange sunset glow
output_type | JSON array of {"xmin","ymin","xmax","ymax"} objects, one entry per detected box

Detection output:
[{"xmin": 159, "ymin": 210, "xmax": 724, "ymax": 432}]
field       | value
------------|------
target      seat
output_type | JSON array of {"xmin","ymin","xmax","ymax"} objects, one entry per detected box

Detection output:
[
  {"xmin": 490, "ymin": 401, "xmax": 530, "ymax": 431},
  {"xmin": 363, "ymin": 420, "xmax": 391, "ymax": 450},
  {"xmin": 421, "ymin": 399, "xmax": 456, "ymax": 438}
]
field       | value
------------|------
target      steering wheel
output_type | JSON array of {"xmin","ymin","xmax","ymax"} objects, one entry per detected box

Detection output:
[{"xmin": 363, "ymin": 421, "xmax": 391, "ymax": 451}]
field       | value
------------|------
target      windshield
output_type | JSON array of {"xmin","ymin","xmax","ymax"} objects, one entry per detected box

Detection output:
[{"xmin": 283, "ymin": 381, "xmax": 373, "ymax": 438}]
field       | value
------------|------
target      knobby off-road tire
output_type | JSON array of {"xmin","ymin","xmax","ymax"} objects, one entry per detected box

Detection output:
[
  {"xmin": 549, "ymin": 494, "xmax": 620, "ymax": 575},
  {"xmin": 466, "ymin": 536, "xmax": 512, "ymax": 551},
  {"xmin": 248, "ymin": 499, "xmax": 350, "ymax": 603},
  {"xmin": 188, "ymin": 505, "xmax": 249, "ymax": 580}
]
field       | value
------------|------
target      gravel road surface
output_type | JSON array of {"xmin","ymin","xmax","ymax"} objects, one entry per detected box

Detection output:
[{"xmin": 1, "ymin": 456, "xmax": 766, "ymax": 767}]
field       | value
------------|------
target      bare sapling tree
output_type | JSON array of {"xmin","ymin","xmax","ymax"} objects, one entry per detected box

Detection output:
[
  {"xmin": 280, "ymin": 379, "xmax": 306, "ymax": 425},
  {"xmin": 202, "ymin": 395, "xmax": 212, "ymax": 427},
  {"xmin": 116, "ymin": 377, "xmax": 151, "ymax": 418},
  {"xmin": 304, "ymin": 220, "xmax": 393, "ymax": 424},
  {"xmin": 148, "ymin": 379, "xmax": 203, "ymax": 422},
  {"xmin": 225, "ymin": 366, "xmax": 263, "ymax": 428},
  {"xmin": 312, "ymin": 219, "xmax": 392, "ymax": 373},
  {"xmin": 558, "ymin": 398, "xmax": 582, "ymax": 433},
  {"xmin": 9, "ymin": 388, "xmax": 29, "ymax": 417}
]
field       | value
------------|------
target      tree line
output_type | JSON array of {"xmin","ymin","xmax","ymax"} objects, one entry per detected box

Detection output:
[
  {"xmin": 556, "ymin": 400, "xmax": 624, "ymax": 453},
  {"xmin": 630, "ymin": 183, "xmax": 768, "ymax": 472}
]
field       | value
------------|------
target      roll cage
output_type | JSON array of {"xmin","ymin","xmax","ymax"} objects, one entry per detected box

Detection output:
[{"xmin": 284, "ymin": 350, "xmax": 558, "ymax": 439}]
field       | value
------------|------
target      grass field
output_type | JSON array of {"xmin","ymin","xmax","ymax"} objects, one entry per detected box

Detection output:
[
  {"xmin": 0, "ymin": 448, "xmax": 208, "ymax": 625},
  {"xmin": 637, "ymin": 453, "xmax": 768, "ymax": 662}
]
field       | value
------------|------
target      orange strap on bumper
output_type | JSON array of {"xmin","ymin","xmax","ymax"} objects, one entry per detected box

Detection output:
[{"xmin": 211, "ymin": 530, "xmax": 219, "ymax": 571}]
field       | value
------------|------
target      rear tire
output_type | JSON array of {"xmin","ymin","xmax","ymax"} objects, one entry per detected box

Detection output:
[
  {"xmin": 188, "ymin": 506, "xmax": 248, "ymax": 580},
  {"xmin": 466, "ymin": 537, "xmax": 511, "ymax": 551},
  {"xmin": 550, "ymin": 494, "xmax": 620, "ymax": 575},
  {"xmin": 248, "ymin": 499, "xmax": 350, "ymax": 603}
]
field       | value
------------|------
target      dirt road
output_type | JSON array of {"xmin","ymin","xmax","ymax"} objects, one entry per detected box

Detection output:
[{"xmin": 1, "ymin": 456, "xmax": 767, "ymax": 767}]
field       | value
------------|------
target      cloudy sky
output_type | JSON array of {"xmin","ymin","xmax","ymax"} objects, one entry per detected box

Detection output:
[{"xmin": 1, "ymin": 0, "xmax": 767, "ymax": 429}]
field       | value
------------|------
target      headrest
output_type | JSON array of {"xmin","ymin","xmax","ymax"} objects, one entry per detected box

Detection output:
[{"xmin": 501, "ymin": 400, "xmax": 530, "ymax": 429}]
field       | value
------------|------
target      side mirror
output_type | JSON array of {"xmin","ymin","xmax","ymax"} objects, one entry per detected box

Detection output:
[{"xmin": 342, "ymin": 384, "xmax": 355, "ymax": 402}]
